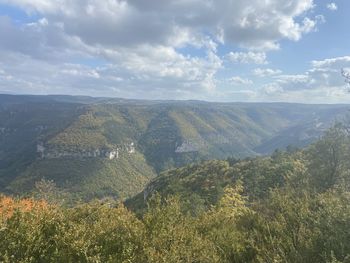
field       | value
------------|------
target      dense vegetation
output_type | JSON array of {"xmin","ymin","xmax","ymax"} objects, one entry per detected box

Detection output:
[
  {"xmin": 1, "ymin": 122, "xmax": 350, "ymax": 262},
  {"xmin": 1, "ymin": 95, "xmax": 348, "ymax": 200},
  {"xmin": 10, "ymin": 153, "xmax": 155, "ymax": 201},
  {"xmin": 126, "ymin": 123, "xmax": 350, "ymax": 213}
]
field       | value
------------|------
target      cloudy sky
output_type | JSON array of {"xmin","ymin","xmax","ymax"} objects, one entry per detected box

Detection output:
[{"xmin": 0, "ymin": 0, "xmax": 349, "ymax": 103}]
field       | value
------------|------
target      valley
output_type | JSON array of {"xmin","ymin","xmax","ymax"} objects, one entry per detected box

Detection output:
[{"xmin": 0, "ymin": 94, "xmax": 348, "ymax": 200}]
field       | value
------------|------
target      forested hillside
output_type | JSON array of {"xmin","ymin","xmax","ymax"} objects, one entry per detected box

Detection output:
[
  {"xmin": 127, "ymin": 123, "xmax": 350, "ymax": 214},
  {"xmin": 1, "ymin": 121, "xmax": 350, "ymax": 262},
  {"xmin": 0, "ymin": 94, "xmax": 348, "ymax": 200}
]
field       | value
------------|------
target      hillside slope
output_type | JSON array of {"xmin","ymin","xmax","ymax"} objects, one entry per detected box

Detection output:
[
  {"xmin": 0, "ymin": 95, "xmax": 348, "ymax": 200},
  {"xmin": 126, "ymin": 124, "xmax": 350, "ymax": 214}
]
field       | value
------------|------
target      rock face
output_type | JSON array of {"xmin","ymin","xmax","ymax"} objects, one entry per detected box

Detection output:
[
  {"xmin": 175, "ymin": 138, "xmax": 208, "ymax": 153},
  {"xmin": 143, "ymin": 183, "xmax": 155, "ymax": 201},
  {"xmin": 36, "ymin": 142, "xmax": 135, "ymax": 160},
  {"xmin": 175, "ymin": 140, "xmax": 201, "ymax": 153},
  {"xmin": 0, "ymin": 127, "xmax": 17, "ymax": 134},
  {"xmin": 127, "ymin": 142, "xmax": 135, "ymax": 154},
  {"xmin": 36, "ymin": 143, "xmax": 45, "ymax": 156},
  {"xmin": 106, "ymin": 150, "xmax": 119, "ymax": 160}
]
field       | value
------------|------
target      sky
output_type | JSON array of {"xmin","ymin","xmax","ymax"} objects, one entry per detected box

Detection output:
[{"xmin": 0, "ymin": 0, "xmax": 349, "ymax": 103}]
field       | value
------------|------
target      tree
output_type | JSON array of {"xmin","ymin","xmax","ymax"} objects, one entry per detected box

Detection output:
[
  {"xmin": 142, "ymin": 195, "xmax": 220, "ymax": 262},
  {"xmin": 33, "ymin": 178, "xmax": 68, "ymax": 205},
  {"xmin": 306, "ymin": 124, "xmax": 350, "ymax": 191}
]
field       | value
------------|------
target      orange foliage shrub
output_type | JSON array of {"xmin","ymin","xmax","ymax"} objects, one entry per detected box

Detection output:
[{"xmin": 0, "ymin": 195, "xmax": 48, "ymax": 220}]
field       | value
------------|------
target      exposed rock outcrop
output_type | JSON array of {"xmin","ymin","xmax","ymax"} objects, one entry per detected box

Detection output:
[{"xmin": 36, "ymin": 142, "xmax": 135, "ymax": 160}]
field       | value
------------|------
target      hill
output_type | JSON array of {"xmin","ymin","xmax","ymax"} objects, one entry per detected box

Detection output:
[
  {"xmin": 0, "ymin": 94, "xmax": 348, "ymax": 200},
  {"xmin": 126, "ymin": 123, "xmax": 350, "ymax": 214}
]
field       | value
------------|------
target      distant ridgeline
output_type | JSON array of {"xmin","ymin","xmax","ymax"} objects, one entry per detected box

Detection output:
[{"xmin": 36, "ymin": 142, "xmax": 136, "ymax": 160}]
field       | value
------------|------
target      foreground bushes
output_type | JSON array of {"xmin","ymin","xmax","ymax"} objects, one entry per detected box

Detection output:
[
  {"xmin": 1, "ymin": 185, "xmax": 350, "ymax": 263},
  {"xmin": 0, "ymin": 196, "xmax": 221, "ymax": 262}
]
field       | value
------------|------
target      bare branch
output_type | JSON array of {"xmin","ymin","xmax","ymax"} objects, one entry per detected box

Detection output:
[
  {"xmin": 341, "ymin": 68, "xmax": 350, "ymax": 92},
  {"xmin": 342, "ymin": 68, "xmax": 350, "ymax": 84}
]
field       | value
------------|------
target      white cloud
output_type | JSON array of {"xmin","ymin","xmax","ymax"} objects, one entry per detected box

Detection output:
[
  {"xmin": 0, "ymin": 0, "xmax": 321, "ymax": 50},
  {"xmin": 275, "ymin": 74, "xmax": 310, "ymax": 84},
  {"xmin": 0, "ymin": 44, "xmax": 223, "ymax": 99},
  {"xmin": 253, "ymin": 68, "xmax": 282, "ymax": 77},
  {"xmin": 254, "ymin": 56, "xmax": 350, "ymax": 103},
  {"xmin": 327, "ymin": 3, "xmax": 338, "ymax": 11},
  {"xmin": 311, "ymin": 56, "xmax": 350, "ymax": 68},
  {"xmin": 229, "ymin": 76, "xmax": 253, "ymax": 85},
  {"xmin": 61, "ymin": 66, "xmax": 100, "ymax": 79},
  {"xmin": 262, "ymin": 83, "xmax": 284, "ymax": 95},
  {"xmin": 227, "ymin": 52, "xmax": 267, "ymax": 64},
  {"xmin": 0, "ymin": 0, "xmax": 328, "ymax": 100}
]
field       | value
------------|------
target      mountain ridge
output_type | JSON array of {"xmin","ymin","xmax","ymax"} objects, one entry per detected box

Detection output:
[{"xmin": 0, "ymin": 94, "xmax": 349, "ymax": 200}]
